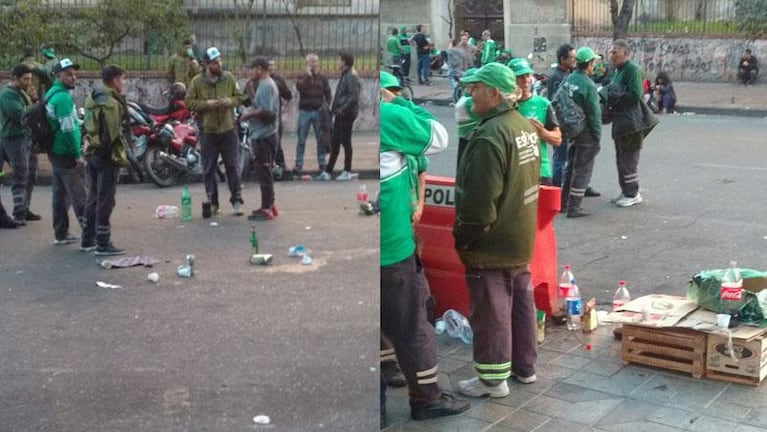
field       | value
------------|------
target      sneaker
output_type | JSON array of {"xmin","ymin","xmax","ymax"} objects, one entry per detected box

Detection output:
[
  {"xmin": 315, "ymin": 171, "xmax": 331, "ymax": 181},
  {"xmin": 514, "ymin": 374, "xmax": 537, "ymax": 384},
  {"xmin": 12, "ymin": 218, "xmax": 26, "ymax": 226},
  {"xmin": 566, "ymin": 208, "xmax": 590, "ymax": 218},
  {"xmin": 94, "ymin": 243, "xmax": 125, "ymax": 256},
  {"xmin": 25, "ymin": 210, "xmax": 42, "ymax": 221},
  {"xmin": 615, "ymin": 193, "xmax": 643, "ymax": 207},
  {"xmin": 457, "ymin": 377, "xmax": 510, "ymax": 398},
  {"xmin": 0, "ymin": 215, "xmax": 22, "ymax": 229},
  {"xmin": 79, "ymin": 243, "xmax": 97, "ymax": 252},
  {"xmin": 53, "ymin": 233, "xmax": 78, "ymax": 245},
  {"xmin": 270, "ymin": 205, "xmax": 279, "ymax": 217},
  {"xmin": 610, "ymin": 193, "xmax": 625, "ymax": 204},
  {"xmin": 381, "ymin": 361, "xmax": 407, "ymax": 388},
  {"xmin": 247, "ymin": 208, "xmax": 275, "ymax": 221},
  {"xmin": 410, "ymin": 392, "xmax": 470, "ymax": 421},
  {"xmin": 584, "ymin": 187, "xmax": 601, "ymax": 197},
  {"xmin": 335, "ymin": 170, "xmax": 353, "ymax": 181},
  {"xmin": 233, "ymin": 202, "xmax": 243, "ymax": 216}
]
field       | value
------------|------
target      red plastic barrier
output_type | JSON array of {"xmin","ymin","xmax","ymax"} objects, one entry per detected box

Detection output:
[{"xmin": 414, "ymin": 175, "xmax": 561, "ymax": 318}]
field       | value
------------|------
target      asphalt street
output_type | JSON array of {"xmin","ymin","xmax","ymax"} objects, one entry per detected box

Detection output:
[
  {"xmin": 0, "ymin": 180, "xmax": 380, "ymax": 431},
  {"xmin": 423, "ymin": 105, "xmax": 767, "ymax": 306}
]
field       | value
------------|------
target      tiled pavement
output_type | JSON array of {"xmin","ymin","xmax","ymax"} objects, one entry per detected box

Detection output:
[{"xmin": 382, "ymin": 324, "xmax": 767, "ymax": 431}]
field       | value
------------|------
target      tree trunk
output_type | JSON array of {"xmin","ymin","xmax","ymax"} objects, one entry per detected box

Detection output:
[{"xmin": 610, "ymin": 0, "xmax": 635, "ymax": 40}]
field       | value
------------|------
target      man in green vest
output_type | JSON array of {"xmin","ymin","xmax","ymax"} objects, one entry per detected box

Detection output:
[
  {"xmin": 454, "ymin": 63, "xmax": 540, "ymax": 397},
  {"xmin": 508, "ymin": 58, "xmax": 562, "ymax": 185},
  {"xmin": 168, "ymin": 37, "xmax": 202, "ymax": 88}
]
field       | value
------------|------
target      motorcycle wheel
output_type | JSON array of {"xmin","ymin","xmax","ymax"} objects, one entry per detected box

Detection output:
[{"xmin": 143, "ymin": 146, "xmax": 180, "ymax": 188}]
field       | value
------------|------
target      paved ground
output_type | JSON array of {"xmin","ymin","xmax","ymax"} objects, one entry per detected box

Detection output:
[
  {"xmin": 0, "ymin": 181, "xmax": 380, "ymax": 431},
  {"xmin": 412, "ymin": 75, "xmax": 767, "ymax": 117}
]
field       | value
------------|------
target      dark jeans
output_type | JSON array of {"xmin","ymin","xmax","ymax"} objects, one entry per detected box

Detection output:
[
  {"xmin": 417, "ymin": 55, "xmax": 430, "ymax": 83},
  {"xmin": 274, "ymin": 115, "xmax": 286, "ymax": 169},
  {"xmin": 739, "ymin": 68, "xmax": 758, "ymax": 85},
  {"xmin": 0, "ymin": 135, "xmax": 37, "ymax": 219},
  {"xmin": 381, "ymin": 254, "xmax": 441, "ymax": 405},
  {"xmin": 49, "ymin": 154, "xmax": 86, "ymax": 240},
  {"xmin": 251, "ymin": 133, "xmax": 278, "ymax": 209},
  {"xmin": 552, "ymin": 139, "xmax": 569, "ymax": 187},
  {"xmin": 82, "ymin": 156, "xmax": 119, "ymax": 247},
  {"xmin": 201, "ymin": 129, "xmax": 241, "ymax": 208},
  {"xmin": 325, "ymin": 115, "xmax": 356, "ymax": 174},
  {"xmin": 466, "ymin": 266, "xmax": 536, "ymax": 382}
]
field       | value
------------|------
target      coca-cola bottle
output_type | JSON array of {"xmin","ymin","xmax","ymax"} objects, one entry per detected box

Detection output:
[{"xmin": 720, "ymin": 261, "xmax": 743, "ymax": 326}]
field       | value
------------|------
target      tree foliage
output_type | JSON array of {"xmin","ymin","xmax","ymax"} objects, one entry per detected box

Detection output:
[
  {"xmin": 609, "ymin": 0, "xmax": 636, "ymax": 40},
  {"xmin": 735, "ymin": 0, "xmax": 767, "ymax": 41},
  {"xmin": 0, "ymin": 0, "xmax": 190, "ymax": 68}
]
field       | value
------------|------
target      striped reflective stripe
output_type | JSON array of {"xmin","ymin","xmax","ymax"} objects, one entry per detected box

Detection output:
[
  {"xmin": 569, "ymin": 187, "xmax": 586, "ymax": 197},
  {"xmin": 380, "ymin": 348, "xmax": 396, "ymax": 362},
  {"xmin": 416, "ymin": 365, "xmax": 439, "ymax": 386},
  {"xmin": 523, "ymin": 185, "xmax": 539, "ymax": 205},
  {"xmin": 474, "ymin": 361, "xmax": 512, "ymax": 381},
  {"xmin": 380, "ymin": 151, "xmax": 407, "ymax": 180},
  {"xmin": 624, "ymin": 173, "xmax": 639, "ymax": 183}
]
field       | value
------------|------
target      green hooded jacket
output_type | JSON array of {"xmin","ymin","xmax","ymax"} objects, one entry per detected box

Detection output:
[
  {"xmin": 0, "ymin": 84, "xmax": 31, "ymax": 138},
  {"xmin": 84, "ymin": 85, "xmax": 128, "ymax": 166},
  {"xmin": 45, "ymin": 81, "xmax": 80, "ymax": 158}
]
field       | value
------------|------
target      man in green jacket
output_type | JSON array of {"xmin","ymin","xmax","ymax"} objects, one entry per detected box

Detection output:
[
  {"xmin": 608, "ymin": 39, "xmax": 647, "ymax": 208},
  {"xmin": 559, "ymin": 47, "xmax": 602, "ymax": 218},
  {"xmin": 81, "ymin": 65, "xmax": 129, "ymax": 256},
  {"xmin": 46, "ymin": 58, "xmax": 87, "ymax": 245},
  {"xmin": 0, "ymin": 64, "xmax": 41, "ymax": 224},
  {"xmin": 454, "ymin": 62, "xmax": 540, "ymax": 398},
  {"xmin": 479, "ymin": 30, "xmax": 496, "ymax": 66},
  {"xmin": 379, "ymin": 71, "xmax": 470, "ymax": 425},
  {"xmin": 399, "ymin": 26, "xmax": 412, "ymax": 79},
  {"xmin": 186, "ymin": 47, "xmax": 246, "ymax": 216},
  {"xmin": 21, "ymin": 48, "xmax": 52, "ymax": 102}
]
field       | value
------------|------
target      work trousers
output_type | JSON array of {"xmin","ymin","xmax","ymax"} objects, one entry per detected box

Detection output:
[
  {"xmin": 49, "ymin": 155, "xmax": 87, "ymax": 241},
  {"xmin": 561, "ymin": 138, "xmax": 600, "ymax": 212},
  {"xmin": 82, "ymin": 156, "xmax": 119, "ymax": 248},
  {"xmin": 201, "ymin": 129, "xmax": 241, "ymax": 208},
  {"xmin": 466, "ymin": 266, "xmax": 536, "ymax": 383},
  {"xmin": 615, "ymin": 133, "xmax": 643, "ymax": 198},
  {"xmin": 381, "ymin": 254, "xmax": 441, "ymax": 405},
  {"xmin": 0, "ymin": 135, "xmax": 37, "ymax": 219}
]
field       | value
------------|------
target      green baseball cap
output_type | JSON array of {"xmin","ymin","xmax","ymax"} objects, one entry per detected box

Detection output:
[
  {"xmin": 575, "ymin": 47, "xmax": 599, "ymax": 64},
  {"xmin": 41, "ymin": 48, "xmax": 56, "ymax": 59},
  {"xmin": 460, "ymin": 62, "xmax": 516, "ymax": 93},
  {"xmin": 507, "ymin": 58, "xmax": 534, "ymax": 76},
  {"xmin": 380, "ymin": 71, "xmax": 401, "ymax": 90},
  {"xmin": 400, "ymin": 26, "xmax": 408, "ymax": 32},
  {"xmin": 463, "ymin": 67, "xmax": 478, "ymax": 78}
]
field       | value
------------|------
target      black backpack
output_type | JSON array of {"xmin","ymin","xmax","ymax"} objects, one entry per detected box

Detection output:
[
  {"xmin": 22, "ymin": 90, "xmax": 61, "ymax": 153},
  {"xmin": 551, "ymin": 80, "xmax": 586, "ymax": 140}
]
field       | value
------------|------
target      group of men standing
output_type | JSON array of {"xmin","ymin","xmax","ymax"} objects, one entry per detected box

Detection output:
[{"xmin": 379, "ymin": 38, "xmax": 659, "ymax": 426}]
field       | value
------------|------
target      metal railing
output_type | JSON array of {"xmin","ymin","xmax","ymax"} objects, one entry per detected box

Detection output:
[
  {"xmin": 572, "ymin": 0, "xmax": 740, "ymax": 35},
  {"xmin": 0, "ymin": 0, "xmax": 380, "ymax": 74}
]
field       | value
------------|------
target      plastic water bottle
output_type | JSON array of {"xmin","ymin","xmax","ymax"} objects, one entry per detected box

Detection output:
[
  {"xmin": 442, "ymin": 309, "xmax": 473, "ymax": 344},
  {"xmin": 558, "ymin": 265, "xmax": 575, "ymax": 318},
  {"xmin": 180, "ymin": 185, "xmax": 192, "ymax": 222},
  {"xmin": 720, "ymin": 261, "xmax": 743, "ymax": 320},
  {"xmin": 155, "ymin": 205, "xmax": 179, "ymax": 219},
  {"xmin": 566, "ymin": 278, "xmax": 582, "ymax": 331},
  {"xmin": 356, "ymin": 184, "xmax": 368, "ymax": 203},
  {"xmin": 612, "ymin": 280, "xmax": 631, "ymax": 311}
]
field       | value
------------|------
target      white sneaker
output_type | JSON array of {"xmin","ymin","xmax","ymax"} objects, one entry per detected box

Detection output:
[
  {"xmin": 610, "ymin": 193, "xmax": 625, "ymax": 204},
  {"xmin": 335, "ymin": 170, "xmax": 353, "ymax": 181},
  {"xmin": 233, "ymin": 202, "xmax": 243, "ymax": 216},
  {"xmin": 515, "ymin": 374, "xmax": 537, "ymax": 384},
  {"xmin": 457, "ymin": 377, "xmax": 510, "ymax": 398},
  {"xmin": 615, "ymin": 193, "xmax": 643, "ymax": 207},
  {"xmin": 315, "ymin": 171, "xmax": 332, "ymax": 181}
]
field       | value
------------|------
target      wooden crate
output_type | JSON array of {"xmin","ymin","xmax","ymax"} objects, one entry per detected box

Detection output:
[
  {"xmin": 621, "ymin": 324, "xmax": 707, "ymax": 378},
  {"xmin": 706, "ymin": 329, "xmax": 767, "ymax": 386}
]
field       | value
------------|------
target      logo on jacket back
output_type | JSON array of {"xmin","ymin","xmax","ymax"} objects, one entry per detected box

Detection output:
[{"xmin": 516, "ymin": 130, "xmax": 539, "ymax": 166}]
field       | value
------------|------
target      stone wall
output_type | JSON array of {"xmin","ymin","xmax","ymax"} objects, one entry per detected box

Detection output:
[
  {"xmin": 63, "ymin": 75, "xmax": 380, "ymax": 131},
  {"xmin": 574, "ymin": 36, "xmax": 767, "ymax": 82}
]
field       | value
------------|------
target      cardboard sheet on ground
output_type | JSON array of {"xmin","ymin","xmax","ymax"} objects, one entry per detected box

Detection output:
[
  {"xmin": 101, "ymin": 256, "xmax": 159, "ymax": 268},
  {"xmin": 604, "ymin": 294, "xmax": 698, "ymax": 327}
]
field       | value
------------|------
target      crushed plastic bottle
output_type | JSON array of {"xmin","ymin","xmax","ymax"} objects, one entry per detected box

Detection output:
[
  {"xmin": 156, "ymin": 205, "xmax": 179, "ymax": 219},
  {"xmin": 441, "ymin": 309, "xmax": 473, "ymax": 344},
  {"xmin": 176, "ymin": 254, "xmax": 194, "ymax": 277}
]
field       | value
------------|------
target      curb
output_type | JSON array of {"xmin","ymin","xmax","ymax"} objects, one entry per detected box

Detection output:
[{"xmin": 414, "ymin": 96, "xmax": 767, "ymax": 118}]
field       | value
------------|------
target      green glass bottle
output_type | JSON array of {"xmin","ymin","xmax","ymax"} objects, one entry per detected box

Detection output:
[
  {"xmin": 249, "ymin": 225, "xmax": 259, "ymax": 255},
  {"xmin": 181, "ymin": 185, "xmax": 192, "ymax": 222}
]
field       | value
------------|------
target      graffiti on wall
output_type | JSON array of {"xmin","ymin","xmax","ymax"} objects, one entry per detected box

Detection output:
[{"xmin": 574, "ymin": 36, "xmax": 767, "ymax": 82}]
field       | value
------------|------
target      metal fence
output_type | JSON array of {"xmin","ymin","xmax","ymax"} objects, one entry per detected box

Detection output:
[
  {"xmin": 572, "ymin": 0, "xmax": 740, "ymax": 35},
  {"xmin": 0, "ymin": 0, "xmax": 380, "ymax": 73}
]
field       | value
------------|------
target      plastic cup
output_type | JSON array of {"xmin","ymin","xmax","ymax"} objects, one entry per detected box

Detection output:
[
  {"xmin": 716, "ymin": 314, "xmax": 731, "ymax": 329},
  {"xmin": 147, "ymin": 272, "xmax": 160, "ymax": 283}
]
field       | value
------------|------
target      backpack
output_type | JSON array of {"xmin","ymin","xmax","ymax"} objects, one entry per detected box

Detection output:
[
  {"xmin": 550, "ymin": 81, "xmax": 586, "ymax": 140},
  {"xmin": 22, "ymin": 90, "xmax": 60, "ymax": 153}
]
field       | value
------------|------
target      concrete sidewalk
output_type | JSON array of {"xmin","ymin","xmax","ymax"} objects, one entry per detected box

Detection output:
[
  {"xmin": 383, "ymin": 323, "xmax": 767, "ymax": 431},
  {"xmin": 412, "ymin": 75, "xmax": 767, "ymax": 117}
]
